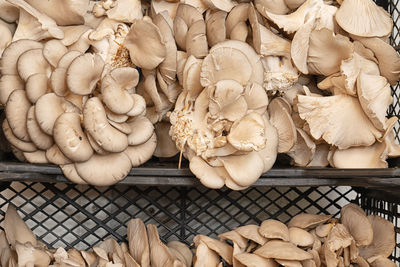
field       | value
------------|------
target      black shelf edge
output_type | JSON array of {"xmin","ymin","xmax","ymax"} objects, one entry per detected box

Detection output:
[{"xmin": 0, "ymin": 162, "xmax": 399, "ymax": 187}]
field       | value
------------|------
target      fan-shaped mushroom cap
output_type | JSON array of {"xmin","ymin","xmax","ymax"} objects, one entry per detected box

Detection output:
[
  {"xmin": 227, "ymin": 112, "xmax": 265, "ymax": 152},
  {"xmin": 127, "ymin": 218, "xmax": 150, "ymax": 267},
  {"xmin": 104, "ymin": 0, "xmax": 142, "ymax": 23},
  {"xmin": 53, "ymin": 112, "xmax": 93, "ymax": 162},
  {"xmin": 26, "ymin": 73, "xmax": 49, "ymax": 103},
  {"xmin": 268, "ymin": 98, "xmax": 296, "ymax": 153},
  {"xmin": 255, "ymin": 0, "xmax": 321, "ymax": 34},
  {"xmin": 193, "ymin": 235, "xmax": 233, "ymax": 265},
  {"xmin": 288, "ymin": 214, "xmax": 333, "ymax": 229},
  {"xmin": 101, "ymin": 67, "xmax": 138, "ymax": 114},
  {"xmin": 60, "ymin": 164, "xmax": 87, "ymax": 184},
  {"xmin": 24, "ymin": 0, "xmax": 88, "ymax": 26},
  {"xmin": 60, "ymin": 25, "xmax": 91, "ymax": 46},
  {"xmin": 45, "ymin": 144, "xmax": 72, "ymax": 165},
  {"xmin": 124, "ymin": 133, "xmax": 157, "ymax": 167},
  {"xmin": 335, "ymin": 0, "xmax": 392, "ymax": 37},
  {"xmin": 249, "ymin": 4, "xmax": 291, "ymax": 58},
  {"xmin": 147, "ymin": 224, "xmax": 178, "ymax": 266},
  {"xmin": 2, "ymin": 119, "xmax": 36, "ymax": 152},
  {"xmin": 0, "ymin": 0, "xmax": 19, "ymax": 23},
  {"xmin": 307, "ymin": 143, "xmax": 329, "ymax": 167},
  {"xmin": 127, "ymin": 116, "xmax": 154, "ymax": 146},
  {"xmin": 189, "ymin": 157, "xmax": 226, "ymax": 189},
  {"xmin": 186, "ymin": 19, "xmax": 208, "ymax": 59},
  {"xmin": 0, "ymin": 39, "xmax": 43, "ymax": 75},
  {"xmin": 6, "ymin": 89, "xmax": 31, "ymax": 142},
  {"xmin": 359, "ymin": 215, "xmax": 396, "ymax": 262},
  {"xmin": 206, "ymin": 10, "xmax": 227, "ymax": 47},
  {"xmin": 193, "ymin": 241, "xmax": 220, "ymax": 267},
  {"xmin": 67, "ymin": 53, "xmax": 104, "ymax": 95},
  {"xmin": 200, "ymin": 40, "xmax": 263, "ymax": 87},
  {"xmin": 26, "ymin": 106, "xmax": 53, "ymax": 150},
  {"xmin": 235, "ymin": 253, "xmax": 278, "ymax": 267},
  {"xmin": 297, "ymin": 94, "xmax": 382, "ymax": 149},
  {"xmin": 255, "ymin": 0, "xmax": 290, "ymax": 15},
  {"xmin": 341, "ymin": 203, "xmax": 373, "ymax": 246},
  {"xmin": 9, "ymin": 0, "xmax": 64, "ymax": 41},
  {"xmin": 307, "ymin": 28, "xmax": 353, "ymax": 76},
  {"xmin": 17, "ymin": 48, "xmax": 51, "ymax": 81},
  {"xmin": 35, "ymin": 93, "xmax": 79, "ymax": 135},
  {"xmin": 255, "ymin": 240, "xmax": 313, "ymax": 260},
  {"xmin": 168, "ymin": 241, "xmax": 192, "ymax": 267},
  {"xmin": 83, "ymin": 97, "xmax": 128, "ymax": 153},
  {"xmin": 202, "ymin": 0, "xmax": 236, "ymax": 12},
  {"xmin": 235, "ymin": 225, "xmax": 268, "ymax": 245},
  {"xmin": 42, "ymin": 39, "xmax": 68, "ymax": 68},
  {"xmin": 259, "ymin": 219, "xmax": 290, "ymax": 241},
  {"xmin": 287, "ymin": 128, "xmax": 316, "ymax": 167},
  {"xmin": 289, "ymin": 227, "xmax": 314, "ymax": 247},
  {"xmin": 125, "ymin": 19, "xmax": 166, "ymax": 70},
  {"xmin": 225, "ymin": 3, "xmax": 249, "ymax": 39},
  {"xmin": 219, "ymin": 230, "xmax": 248, "ymax": 249},
  {"xmin": 15, "ymin": 242, "xmax": 51, "ymax": 267},
  {"xmin": 75, "ymin": 152, "xmax": 131, "ymax": 186},
  {"xmin": 220, "ymin": 151, "xmax": 264, "ymax": 187},
  {"xmin": 4, "ymin": 204, "xmax": 37, "ymax": 247},
  {"xmin": 0, "ymin": 22, "xmax": 11, "ymax": 56},
  {"xmin": 244, "ymin": 83, "xmax": 269, "ymax": 114},
  {"xmin": 370, "ymin": 257, "xmax": 397, "ymax": 267},
  {"xmin": 355, "ymin": 37, "xmax": 400, "ymax": 86},
  {"xmin": 324, "ymin": 223, "xmax": 353, "ymax": 267},
  {"xmin": 0, "ymin": 75, "xmax": 24, "ymax": 105},
  {"xmin": 291, "ymin": 20, "xmax": 316, "ymax": 75}
]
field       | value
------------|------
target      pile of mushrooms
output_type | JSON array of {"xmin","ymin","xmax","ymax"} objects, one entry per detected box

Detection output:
[
  {"xmin": 0, "ymin": 204, "xmax": 192, "ymax": 267},
  {"xmin": 192, "ymin": 203, "xmax": 397, "ymax": 266},
  {"xmin": 1, "ymin": 0, "xmax": 400, "ymax": 188}
]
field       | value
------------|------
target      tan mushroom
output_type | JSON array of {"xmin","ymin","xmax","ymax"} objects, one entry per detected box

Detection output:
[
  {"xmin": 259, "ymin": 219, "xmax": 290, "ymax": 241},
  {"xmin": 340, "ymin": 203, "xmax": 373, "ymax": 247},
  {"xmin": 288, "ymin": 214, "xmax": 333, "ymax": 229},
  {"xmin": 193, "ymin": 235, "xmax": 233, "ymax": 265},
  {"xmin": 4, "ymin": 204, "xmax": 37, "ymax": 247},
  {"xmin": 255, "ymin": 240, "xmax": 313, "ymax": 261},
  {"xmin": 235, "ymin": 253, "xmax": 278, "ymax": 267},
  {"xmin": 127, "ymin": 218, "xmax": 150, "ymax": 267}
]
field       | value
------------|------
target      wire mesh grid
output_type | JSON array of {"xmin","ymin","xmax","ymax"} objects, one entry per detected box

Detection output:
[{"xmin": 0, "ymin": 183, "xmax": 357, "ymax": 250}]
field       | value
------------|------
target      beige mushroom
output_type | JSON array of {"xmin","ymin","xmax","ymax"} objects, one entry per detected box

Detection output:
[
  {"xmin": 193, "ymin": 241, "xmax": 220, "ymax": 267},
  {"xmin": 254, "ymin": 240, "xmax": 313, "ymax": 261},
  {"xmin": 124, "ymin": 133, "xmax": 157, "ymax": 167},
  {"xmin": 17, "ymin": 48, "xmax": 51, "ymax": 81},
  {"xmin": 289, "ymin": 227, "xmax": 314, "ymax": 247},
  {"xmin": 26, "ymin": 106, "xmax": 54, "ymax": 150},
  {"xmin": 2, "ymin": 119, "xmax": 36, "ymax": 152},
  {"xmin": 235, "ymin": 225, "xmax": 268, "ymax": 245},
  {"xmin": 259, "ymin": 219, "xmax": 290, "ymax": 241},
  {"xmin": 45, "ymin": 144, "xmax": 72, "ymax": 165},
  {"xmin": 147, "ymin": 224, "xmax": 177, "ymax": 266},
  {"xmin": 340, "ymin": 203, "xmax": 373, "ymax": 246},
  {"xmin": 124, "ymin": 19, "xmax": 166, "ymax": 70},
  {"xmin": 359, "ymin": 215, "xmax": 396, "ymax": 262},
  {"xmin": 218, "ymin": 230, "xmax": 248, "ymax": 249},
  {"xmin": 83, "ymin": 97, "xmax": 128, "ymax": 153},
  {"xmin": 4, "ymin": 204, "xmax": 37, "ymax": 247},
  {"xmin": 0, "ymin": 74, "xmax": 24, "ymax": 105},
  {"xmin": 335, "ymin": 0, "xmax": 392, "ymax": 37},
  {"xmin": 288, "ymin": 214, "xmax": 333, "ymax": 229},
  {"xmin": 370, "ymin": 257, "xmax": 397, "ymax": 267},
  {"xmin": 193, "ymin": 235, "xmax": 233, "ymax": 265},
  {"xmin": 5, "ymin": 89, "xmax": 31, "ymax": 142},
  {"xmin": 60, "ymin": 164, "xmax": 87, "ymax": 184},
  {"xmin": 202, "ymin": 0, "xmax": 236, "ymax": 12},
  {"xmin": 127, "ymin": 218, "xmax": 150, "ymax": 267},
  {"xmin": 26, "ymin": 73, "xmax": 50, "ymax": 104},
  {"xmin": 153, "ymin": 122, "xmax": 179, "ymax": 158},
  {"xmin": 206, "ymin": 10, "xmax": 227, "ymax": 47},
  {"xmin": 15, "ymin": 242, "xmax": 51, "ymax": 267},
  {"xmin": 235, "ymin": 253, "xmax": 278, "ymax": 267}
]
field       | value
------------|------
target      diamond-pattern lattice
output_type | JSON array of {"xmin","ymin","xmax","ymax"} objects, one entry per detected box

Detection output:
[{"xmin": 0, "ymin": 183, "xmax": 358, "ymax": 250}]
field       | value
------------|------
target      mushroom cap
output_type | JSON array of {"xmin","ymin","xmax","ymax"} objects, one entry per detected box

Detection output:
[
  {"xmin": 235, "ymin": 253, "xmax": 278, "ymax": 267},
  {"xmin": 288, "ymin": 214, "xmax": 333, "ymax": 229},
  {"xmin": 307, "ymin": 28, "xmax": 353, "ymax": 76},
  {"xmin": 167, "ymin": 241, "xmax": 193, "ymax": 267},
  {"xmin": 45, "ymin": 144, "xmax": 72, "ymax": 165},
  {"xmin": 268, "ymin": 97, "xmax": 297, "ymax": 153},
  {"xmin": 335, "ymin": 0, "xmax": 392, "ymax": 37},
  {"xmin": 193, "ymin": 235, "xmax": 233, "ymax": 265},
  {"xmin": 244, "ymin": 82, "xmax": 269, "ymax": 114},
  {"xmin": 206, "ymin": 10, "xmax": 227, "ymax": 47},
  {"xmin": 26, "ymin": 106, "xmax": 54, "ymax": 150},
  {"xmin": 297, "ymin": 94, "xmax": 382, "ymax": 149},
  {"xmin": 147, "ymin": 224, "xmax": 177, "ymax": 266},
  {"xmin": 287, "ymin": 128, "xmax": 316, "ymax": 167},
  {"xmin": 23, "ymin": 150, "xmax": 48, "ymax": 163},
  {"xmin": 0, "ymin": 39, "xmax": 43, "ymax": 75},
  {"xmin": 105, "ymin": 0, "xmax": 143, "ymax": 23},
  {"xmin": 355, "ymin": 37, "xmax": 400, "ymax": 86},
  {"xmin": 26, "ymin": 73, "xmax": 49, "ymax": 103},
  {"xmin": 127, "ymin": 218, "xmax": 150, "ymax": 267},
  {"xmin": 0, "ymin": 74, "xmax": 24, "ymax": 105},
  {"xmin": 235, "ymin": 225, "xmax": 268, "ymax": 245},
  {"xmin": 259, "ymin": 219, "xmax": 290, "ymax": 241},
  {"xmin": 75, "ymin": 152, "xmax": 131, "ymax": 186},
  {"xmin": 291, "ymin": 20, "xmax": 314, "ymax": 74},
  {"xmin": 189, "ymin": 156, "xmax": 226, "ymax": 189},
  {"xmin": 255, "ymin": 240, "xmax": 313, "ymax": 261},
  {"xmin": 225, "ymin": 3, "xmax": 249, "ymax": 38},
  {"xmin": 340, "ymin": 203, "xmax": 373, "ymax": 247},
  {"xmin": 275, "ymin": 259, "xmax": 302, "ymax": 267},
  {"xmin": 127, "ymin": 116, "xmax": 155, "ymax": 146},
  {"xmin": 193, "ymin": 241, "xmax": 221, "ymax": 267},
  {"xmin": 186, "ymin": 19, "xmax": 208, "ymax": 59},
  {"xmin": 202, "ymin": 0, "xmax": 236, "ymax": 12},
  {"xmin": 218, "ymin": 230, "xmax": 248, "ymax": 249},
  {"xmin": 370, "ymin": 257, "xmax": 397, "ymax": 267},
  {"xmin": 227, "ymin": 112, "xmax": 266, "ymax": 152},
  {"xmin": 359, "ymin": 215, "xmax": 396, "ymax": 262},
  {"xmin": 53, "ymin": 112, "xmax": 93, "ymax": 162},
  {"xmin": 15, "ymin": 242, "xmax": 51, "ymax": 267},
  {"xmin": 4, "ymin": 204, "xmax": 37, "ymax": 247},
  {"xmin": 35, "ymin": 93, "xmax": 79, "ymax": 135},
  {"xmin": 153, "ymin": 121, "xmax": 179, "ymax": 158},
  {"xmin": 124, "ymin": 132, "xmax": 157, "ymax": 167},
  {"xmin": 17, "ymin": 48, "xmax": 51, "ymax": 81},
  {"xmin": 83, "ymin": 97, "xmax": 128, "ymax": 153},
  {"xmin": 125, "ymin": 19, "xmax": 166, "ymax": 70},
  {"xmin": 330, "ymin": 141, "xmax": 388, "ymax": 168},
  {"xmin": 288, "ymin": 227, "xmax": 315, "ymax": 247},
  {"xmin": 67, "ymin": 53, "xmax": 104, "ymax": 95},
  {"xmin": 2, "ymin": 119, "xmax": 36, "ymax": 152},
  {"xmin": 60, "ymin": 164, "xmax": 87, "ymax": 184},
  {"xmin": 42, "ymin": 39, "xmax": 68, "ymax": 68},
  {"xmin": 6, "ymin": 89, "xmax": 31, "ymax": 142}
]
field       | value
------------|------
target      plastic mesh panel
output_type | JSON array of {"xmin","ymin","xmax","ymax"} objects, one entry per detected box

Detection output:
[{"xmin": 0, "ymin": 183, "xmax": 357, "ymax": 250}]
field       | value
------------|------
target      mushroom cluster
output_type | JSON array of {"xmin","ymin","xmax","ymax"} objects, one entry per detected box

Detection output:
[
  {"xmin": 1, "ymin": 0, "xmax": 400, "ymax": 188},
  {"xmin": 192, "ymin": 203, "xmax": 396, "ymax": 267},
  {"xmin": 0, "ymin": 0, "xmax": 157, "ymax": 186},
  {"xmin": 0, "ymin": 204, "xmax": 192, "ymax": 267}
]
